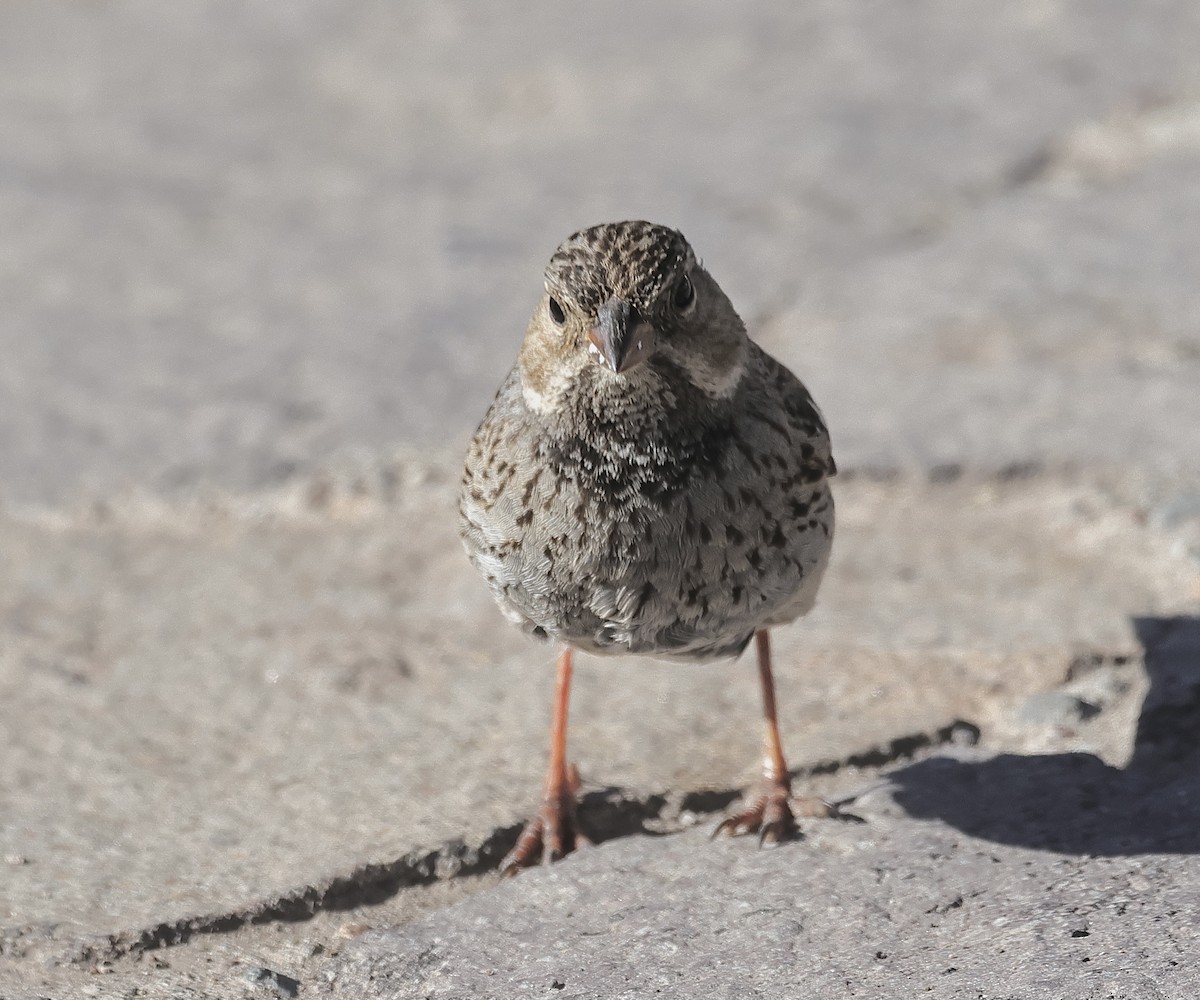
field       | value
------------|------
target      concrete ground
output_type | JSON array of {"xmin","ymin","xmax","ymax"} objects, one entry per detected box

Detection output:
[{"xmin": 1, "ymin": 2, "xmax": 1199, "ymax": 998}]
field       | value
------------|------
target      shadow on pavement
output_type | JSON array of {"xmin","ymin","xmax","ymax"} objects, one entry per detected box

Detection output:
[{"xmin": 891, "ymin": 616, "xmax": 1200, "ymax": 855}]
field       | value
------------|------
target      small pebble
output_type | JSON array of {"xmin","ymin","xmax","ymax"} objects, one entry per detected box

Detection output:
[{"xmin": 243, "ymin": 965, "xmax": 300, "ymax": 999}]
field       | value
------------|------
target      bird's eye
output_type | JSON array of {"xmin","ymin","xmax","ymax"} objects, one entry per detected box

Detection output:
[
  {"xmin": 548, "ymin": 297, "xmax": 566, "ymax": 326},
  {"xmin": 673, "ymin": 275, "xmax": 695, "ymax": 311}
]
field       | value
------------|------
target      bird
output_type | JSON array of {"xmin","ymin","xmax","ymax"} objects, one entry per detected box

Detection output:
[{"xmin": 459, "ymin": 220, "xmax": 836, "ymax": 874}]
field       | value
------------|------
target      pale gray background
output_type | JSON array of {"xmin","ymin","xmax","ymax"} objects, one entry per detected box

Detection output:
[{"xmin": 4, "ymin": 1, "xmax": 1199, "ymax": 507}]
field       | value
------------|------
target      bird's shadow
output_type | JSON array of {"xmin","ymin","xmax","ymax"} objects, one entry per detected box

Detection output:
[{"xmin": 890, "ymin": 616, "xmax": 1200, "ymax": 856}]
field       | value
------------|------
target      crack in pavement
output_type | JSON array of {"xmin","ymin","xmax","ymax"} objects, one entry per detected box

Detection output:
[{"xmin": 14, "ymin": 718, "xmax": 980, "ymax": 968}]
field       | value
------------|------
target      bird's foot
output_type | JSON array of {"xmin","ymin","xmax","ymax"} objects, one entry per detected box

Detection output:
[
  {"xmin": 712, "ymin": 780, "xmax": 839, "ymax": 846},
  {"xmin": 500, "ymin": 764, "xmax": 590, "ymax": 877}
]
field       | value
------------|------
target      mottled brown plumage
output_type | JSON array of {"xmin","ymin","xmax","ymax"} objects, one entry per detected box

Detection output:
[{"xmin": 459, "ymin": 221, "xmax": 837, "ymax": 872}]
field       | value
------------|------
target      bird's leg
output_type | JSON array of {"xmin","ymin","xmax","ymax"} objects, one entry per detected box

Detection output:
[
  {"xmin": 715, "ymin": 630, "xmax": 836, "ymax": 845},
  {"xmin": 501, "ymin": 645, "xmax": 589, "ymax": 876}
]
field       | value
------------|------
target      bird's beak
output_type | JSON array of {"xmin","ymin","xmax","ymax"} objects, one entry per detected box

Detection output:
[{"xmin": 587, "ymin": 298, "xmax": 656, "ymax": 374}]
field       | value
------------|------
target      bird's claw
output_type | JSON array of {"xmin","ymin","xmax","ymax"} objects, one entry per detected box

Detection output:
[
  {"xmin": 500, "ymin": 765, "xmax": 588, "ymax": 876},
  {"xmin": 712, "ymin": 784, "xmax": 837, "ymax": 846}
]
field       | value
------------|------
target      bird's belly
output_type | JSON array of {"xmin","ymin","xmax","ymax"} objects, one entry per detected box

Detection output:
[{"xmin": 489, "ymin": 477, "xmax": 834, "ymax": 663}]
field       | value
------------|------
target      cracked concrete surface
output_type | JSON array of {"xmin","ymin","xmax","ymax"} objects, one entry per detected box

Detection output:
[
  {"xmin": 2, "ymin": 1, "xmax": 1200, "ymax": 998},
  {"xmin": 8, "ymin": 472, "xmax": 1187, "ymax": 941},
  {"xmin": 331, "ymin": 745, "xmax": 1200, "ymax": 999}
]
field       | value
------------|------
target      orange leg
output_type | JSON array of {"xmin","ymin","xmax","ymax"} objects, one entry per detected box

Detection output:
[
  {"xmin": 501, "ymin": 646, "xmax": 589, "ymax": 875},
  {"xmin": 715, "ymin": 630, "xmax": 835, "ymax": 845},
  {"xmin": 756, "ymin": 630, "xmax": 790, "ymax": 789}
]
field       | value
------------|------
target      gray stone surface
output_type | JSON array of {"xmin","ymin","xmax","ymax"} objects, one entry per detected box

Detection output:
[
  {"xmin": 1, "ymin": 1, "xmax": 1200, "ymax": 998},
  {"xmin": 2, "ymin": 469, "xmax": 1197, "ymax": 997},
  {"xmin": 331, "ymin": 744, "xmax": 1200, "ymax": 999},
  {"xmin": 7, "ymin": 472, "xmax": 1189, "ymax": 941},
  {"xmin": 3, "ymin": 0, "xmax": 1200, "ymax": 506}
]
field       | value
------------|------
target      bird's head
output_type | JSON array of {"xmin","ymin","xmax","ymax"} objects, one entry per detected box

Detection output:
[{"xmin": 519, "ymin": 221, "xmax": 748, "ymax": 417}]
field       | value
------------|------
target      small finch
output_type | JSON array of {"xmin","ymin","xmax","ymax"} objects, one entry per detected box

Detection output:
[{"xmin": 459, "ymin": 221, "xmax": 836, "ymax": 873}]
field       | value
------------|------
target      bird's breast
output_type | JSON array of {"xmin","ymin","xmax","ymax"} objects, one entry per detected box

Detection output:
[{"xmin": 459, "ymin": 364, "xmax": 834, "ymax": 662}]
